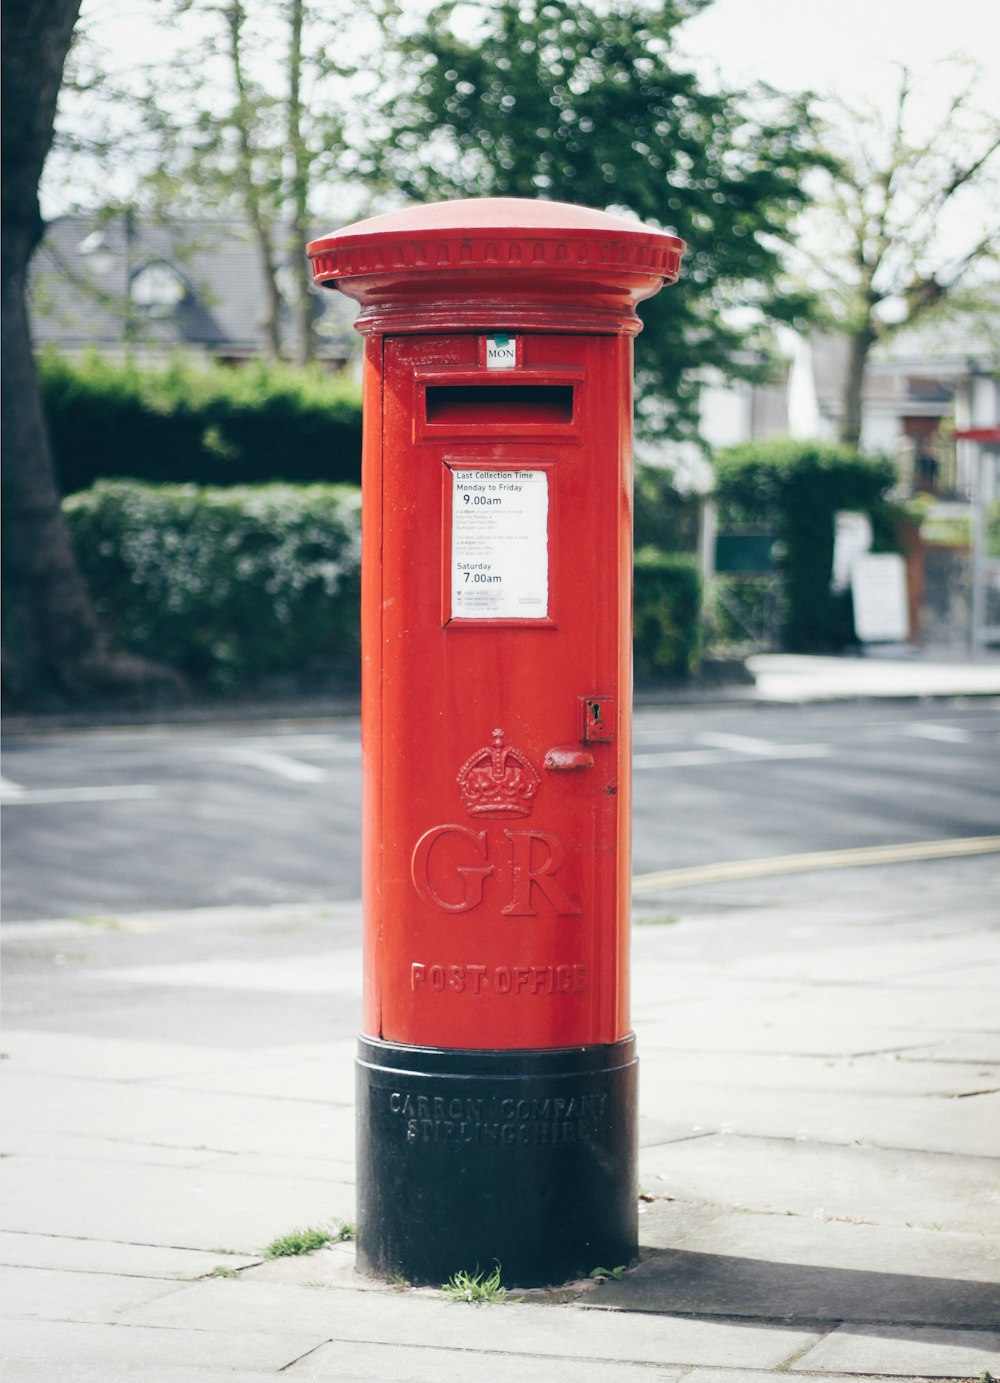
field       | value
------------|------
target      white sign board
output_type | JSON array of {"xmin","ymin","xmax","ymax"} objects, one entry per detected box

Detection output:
[
  {"xmin": 451, "ymin": 469, "xmax": 548, "ymax": 619},
  {"xmin": 832, "ymin": 511, "xmax": 872, "ymax": 593},
  {"xmin": 485, "ymin": 335, "xmax": 517, "ymax": 369},
  {"xmin": 851, "ymin": 553, "xmax": 910, "ymax": 643}
]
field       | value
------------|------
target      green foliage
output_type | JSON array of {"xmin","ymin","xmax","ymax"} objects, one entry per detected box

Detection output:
[
  {"xmin": 712, "ymin": 439, "xmax": 897, "ymax": 651},
  {"xmin": 40, "ymin": 351, "xmax": 363, "ymax": 493},
  {"xmin": 63, "ymin": 481, "xmax": 361, "ymax": 692},
  {"xmin": 633, "ymin": 548, "xmax": 702, "ymax": 681},
  {"xmin": 442, "ymin": 1264, "xmax": 507, "ymax": 1303},
  {"xmin": 373, "ymin": 0, "xmax": 823, "ymax": 437},
  {"xmin": 264, "ymin": 1225, "xmax": 338, "ymax": 1259},
  {"xmin": 633, "ymin": 466, "xmax": 700, "ymax": 553}
]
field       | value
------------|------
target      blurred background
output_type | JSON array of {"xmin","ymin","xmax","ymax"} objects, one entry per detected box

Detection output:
[{"xmin": 3, "ymin": 0, "xmax": 1000, "ymax": 713}]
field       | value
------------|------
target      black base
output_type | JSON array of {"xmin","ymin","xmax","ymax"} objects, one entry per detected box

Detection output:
[{"xmin": 355, "ymin": 1035, "xmax": 638, "ymax": 1288}]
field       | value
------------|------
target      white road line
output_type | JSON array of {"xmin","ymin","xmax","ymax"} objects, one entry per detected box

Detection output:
[
  {"xmin": 0, "ymin": 775, "xmax": 25, "ymax": 801},
  {"xmin": 230, "ymin": 736, "xmax": 360, "ymax": 757},
  {"xmin": 633, "ymin": 741, "xmax": 831, "ymax": 768},
  {"xmin": 633, "ymin": 835, "xmax": 1000, "ymax": 893},
  {"xmin": 0, "ymin": 784, "xmax": 159, "ymax": 806},
  {"xmin": 696, "ymin": 731, "xmax": 833, "ymax": 758},
  {"xmin": 903, "ymin": 722, "xmax": 972, "ymax": 743},
  {"xmin": 221, "ymin": 748, "xmax": 328, "ymax": 782}
]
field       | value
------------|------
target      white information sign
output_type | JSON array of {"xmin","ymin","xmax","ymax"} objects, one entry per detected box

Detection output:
[
  {"xmin": 486, "ymin": 335, "xmax": 517, "ymax": 369},
  {"xmin": 451, "ymin": 469, "xmax": 548, "ymax": 619},
  {"xmin": 851, "ymin": 553, "xmax": 910, "ymax": 643}
]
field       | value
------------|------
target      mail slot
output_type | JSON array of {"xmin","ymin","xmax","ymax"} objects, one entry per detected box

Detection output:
[
  {"xmin": 309, "ymin": 197, "xmax": 684, "ymax": 1288},
  {"xmin": 425, "ymin": 382, "xmax": 575, "ymax": 425}
]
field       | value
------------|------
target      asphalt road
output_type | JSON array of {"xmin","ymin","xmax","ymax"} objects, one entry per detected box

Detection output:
[{"xmin": 2, "ymin": 700, "xmax": 998, "ymax": 921}]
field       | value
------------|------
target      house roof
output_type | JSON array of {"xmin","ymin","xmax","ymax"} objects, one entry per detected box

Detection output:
[{"xmin": 30, "ymin": 213, "xmax": 359, "ymax": 361}]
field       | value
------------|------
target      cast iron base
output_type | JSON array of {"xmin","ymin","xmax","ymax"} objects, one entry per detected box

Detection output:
[{"xmin": 355, "ymin": 1035, "xmax": 638, "ymax": 1288}]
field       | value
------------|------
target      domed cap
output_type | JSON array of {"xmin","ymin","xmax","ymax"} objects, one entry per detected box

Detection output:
[{"xmin": 308, "ymin": 197, "xmax": 685, "ymax": 336}]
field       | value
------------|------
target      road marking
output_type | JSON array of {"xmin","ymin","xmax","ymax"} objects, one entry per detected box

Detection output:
[
  {"xmin": 221, "ymin": 748, "xmax": 328, "ymax": 782},
  {"xmin": 903, "ymin": 722, "xmax": 972, "ymax": 743},
  {"xmin": 632, "ymin": 835, "xmax": 1000, "ymax": 893},
  {"xmin": 231, "ymin": 735, "xmax": 360, "ymax": 758},
  {"xmin": 0, "ymin": 781, "xmax": 159, "ymax": 806},
  {"xmin": 634, "ymin": 732, "xmax": 831, "ymax": 769},
  {"xmin": 697, "ymin": 731, "xmax": 832, "ymax": 758}
]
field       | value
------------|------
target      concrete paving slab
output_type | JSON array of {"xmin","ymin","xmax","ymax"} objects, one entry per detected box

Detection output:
[
  {"xmin": 0, "ymin": 1230, "xmax": 261, "ymax": 1279},
  {"xmin": 2, "ymin": 1068, "xmax": 353, "ymax": 1160},
  {"xmin": 0, "ymin": 1155, "xmax": 355, "ymax": 1253},
  {"xmin": 588, "ymin": 1244, "xmax": 999, "ymax": 1328},
  {"xmin": 637, "ymin": 1048, "xmax": 1000, "ymax": 1098},
  {"xmin": 791, "ymin": 1323, "xmax": 1000, "ymax": 1377},
  {"xmin": 5, "ymin": 1317, "xmax": 320, "ymax": 1381},
  {"xmin": 121, "ymin": 1277, "xmax": 821, "ymax": 1371},
  {"xmin": 1, "ymin": 1028, "xmax": 280, "ymax": 1082},
  {"xmin": 634, "ymin": 1203, "xmax": 1000, "ymax": 1285},
  {"xmin": 2, "ymin": 1029, "xmax": 357, "ymax": 1104},
  {"xmin": 0, "ymin": 1262, "xmax": 192, "ymax": 1323},
  {"xmin": 637, "ymin": 980, "xmax": 999, "ymax": 1039},
  {"xmin": 636, "ymin": 1080, "xmax": 1000, "ymax": 1157},
  {"xmin": 684, "ymin": 1373, "xmax": 949, "ymax": 1383},
  {"xmin": 86, "ymin": 951, "xmax": 363, "ymax": 997},
  {"xmin": 638, "ymin": 1134, "xmax": 1000, "ymax": 1234},
  {"xmin": 723, "ymin": 933, "xmax": 1000, "ymax": 985},
  {"xmin": 901, "ymin": 1035, "xmax": 1000, "ymax": 1063},
  {"xmin": 7, "ymin": 1131, "xmax": 236, "ymax": 1170},
  {"xmin": 284, "ymin": 1339, "xmax": 689, "ymax": 1381},
  {"xmin": 636, "ymin": 1015, "xmax": 937, "ymax": 1058},
  {"xmin": 145, "ymin": 1045, "xmax": 358, "ymax": 1105}
]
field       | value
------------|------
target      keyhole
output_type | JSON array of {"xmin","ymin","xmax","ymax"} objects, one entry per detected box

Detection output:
[{"xmin": 592, "ymin": 703, "xmax": 602, "ymax": 722}]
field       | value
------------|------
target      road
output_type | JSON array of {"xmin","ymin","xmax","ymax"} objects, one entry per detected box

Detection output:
[{"xmin": 2, "ymin": 700, "xmax": 998, "ymax": 921}]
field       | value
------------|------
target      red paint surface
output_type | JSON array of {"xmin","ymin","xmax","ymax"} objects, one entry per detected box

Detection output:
[{"xmin": 309, "ymin": 199, "xmax": 684, "ymax": 1050}]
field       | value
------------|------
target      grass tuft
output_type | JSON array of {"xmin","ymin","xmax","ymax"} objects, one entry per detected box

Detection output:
[
  {"xmin": 441, "ymin": 1263, "xmax": 507, "ymax": 1304},
  {"xmin": 263, "ymin": 1219, "xmax": 355, "ymax": 1258}
]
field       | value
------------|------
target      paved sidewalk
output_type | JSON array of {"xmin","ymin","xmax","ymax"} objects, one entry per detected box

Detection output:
[
  {"xmin": 3, "ymin": 850, "xmax": 999, "ymax": 1382},
  {"xmin": 5, "ymin": 652, "xmax": 1000, "ymax": 737},
  {"xmin": 744, "ymin": 654, "xmax": 1000, "ymax": 704}
]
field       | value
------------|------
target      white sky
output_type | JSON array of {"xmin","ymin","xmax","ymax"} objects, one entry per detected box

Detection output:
[
  {"xmin": 52, "ymin": 0, "xmax": 1000, "ymax": 220},
  {"xmin": 676, "ymin": 0, "xmax": 1000, "ymax": 112}
]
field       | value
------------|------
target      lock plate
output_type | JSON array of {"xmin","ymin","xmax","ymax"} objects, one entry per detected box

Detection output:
[{"xmin": 580, "ymin": 696, "xmax": 616, "ymax": 743}]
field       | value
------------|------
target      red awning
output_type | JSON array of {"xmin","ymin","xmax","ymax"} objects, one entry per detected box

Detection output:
[{"xmin": 954, "ymin": 427, "xmax": 1000, "ymax": 443}]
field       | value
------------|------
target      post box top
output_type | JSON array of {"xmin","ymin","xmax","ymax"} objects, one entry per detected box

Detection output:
[{"xmin": 307, "ymin": 197, "xmax": 685, "ymax": 337}]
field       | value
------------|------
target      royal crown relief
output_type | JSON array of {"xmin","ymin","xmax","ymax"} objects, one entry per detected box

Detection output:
[
  {"xmin": 457, "ymin": 729, "xmax": 539, "ymax": 818},
  {"xmin": 410, "ymin": 729, "xmax": 580, "ymax": 918}
]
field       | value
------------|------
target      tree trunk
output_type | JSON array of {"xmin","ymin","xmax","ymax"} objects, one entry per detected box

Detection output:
[
  {"xmin": 287, "ymin": 0, "xmax": 316, "ymax": 366},
  {"xmin": 839, "ymin": 324, "xmax": 876, "ymax": 450},
  {"xmin": 227, "ymin": 0, "xmax": 284, "ymax": 360},
  {"xmin": 1, "ymin": 0, "xmax": 182, "ymax": 705}
]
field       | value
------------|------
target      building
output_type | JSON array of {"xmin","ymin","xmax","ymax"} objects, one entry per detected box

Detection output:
[{"xmin": 29, "ymin": 211, "xmax": 359, "ymax": 368}]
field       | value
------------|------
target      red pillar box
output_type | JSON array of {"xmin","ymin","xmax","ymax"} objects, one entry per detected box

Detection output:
[{"xmin": 309, "ymin": 199, "xmax": 684, "ymax": 1287}]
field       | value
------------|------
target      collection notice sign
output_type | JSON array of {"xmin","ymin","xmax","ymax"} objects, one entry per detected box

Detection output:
[{"xmin": 450, "ymin": 469, "xmax": 549, "ymax": 620}]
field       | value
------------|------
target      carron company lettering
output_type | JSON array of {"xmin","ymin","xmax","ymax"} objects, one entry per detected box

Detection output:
[{"xmin": 411, "ymin": 824, "xmax": 581, "ymax": 916}]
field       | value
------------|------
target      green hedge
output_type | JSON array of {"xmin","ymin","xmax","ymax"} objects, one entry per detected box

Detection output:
[
  {"xmin": 633, "ymin": 464, "xmax": 701, "ymax": 553},
  {"xmin": 42, "ymin": 351, "xmax": 364, "ymax": 493},
  {"xmin": 633, "ymin": 548, "xmax": 702, "ymax": 681},
  {"xmin": 712, "ymin": 439, "xmax": 897, "ymax": 651},
  {"xmin": 63, "ymin": 480, "xmax": 702, "ymax": 694},
  {"xmin": 63, "ymin": 481, "xmax": 361, "ymax": 691}
]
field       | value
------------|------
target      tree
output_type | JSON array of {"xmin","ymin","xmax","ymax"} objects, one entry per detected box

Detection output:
[
  {"xmin": 791, "ymin": 65, "xmax": 1000, "ymax": 448},
  {"xmin": 369, "ymin": 0, "xmax": 822, "ymax": 438},
  {"xmin": 1, "ymin": 0, "xmax": 177, "ymax": 703},
  {"xmin": 80, "ymin": 0, "xmax": 381, "ymax": 365}
]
